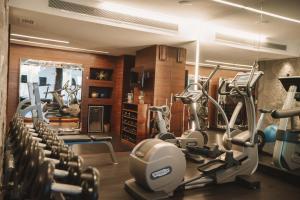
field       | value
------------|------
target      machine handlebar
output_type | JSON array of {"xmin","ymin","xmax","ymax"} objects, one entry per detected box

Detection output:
[
  {"xmin": 218, "ymin": 80, "xmax": 230, "ymax": 96},
  {"xmin": 148, "ymin": 105, "xmax": 169, "ymax": 113},
  {"xmin": 271, "ymin": 107, "xmax": 300, "ymax": 119}
]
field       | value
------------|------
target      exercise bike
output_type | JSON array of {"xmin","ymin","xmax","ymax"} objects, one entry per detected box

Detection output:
[
  {"xmin": 124, "ymin": 64, "xmax": 263, "ymax": 200},
  {"xmin": 148, "ymin": 105, "xmax": 173, "ymax": 139}
]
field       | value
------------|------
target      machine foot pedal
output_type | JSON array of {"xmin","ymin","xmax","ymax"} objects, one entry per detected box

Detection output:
[
  {"xmin": 124, "ymin": 179, "xmax": 172, "ymax": 200},
  {"xmin": 198, "ymin": 160, "xmax": 226, "ymax": 174},
  {"xmin": 236, "ymin": 175, "xmax": 260, "ymax": 190},
  {"xmin": 186, "ymin": 153, "xmax": 205, "ymax": 163}
]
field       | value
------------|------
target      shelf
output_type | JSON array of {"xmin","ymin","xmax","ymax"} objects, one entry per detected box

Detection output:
[
  {"xmin": 122, "ymin": 129, "xmax": 136, "ymax": 135},
  {"xmin": 122, "ymin": 115, "xmax": 137, "ymax": 121},
  {"xmin": 87, "ymin": 80, "xmax": 114, "ymax": 87},
  {"xmin": 121, "ymin": 102, "xmax": 148, "ymax": 147},
  {"xmin": 123, "ymin": 108, "xmax": 137, "ymax": 113},
  {"xmin": 90, "ymin": 68, "xmax": 114, "ymax": 82},
  {"xmin": 122, "ymin": 122, "xmax": 137, "ymax": 128},
  {"xmin": 91, "ymin": 66, "xmax": 114, "ymax": 70},
  {"xmin": 123, "ymin": 102, "xmax": 137, "ymax": 105},
  {"xmin": 89, "ymin": 86, "xmax": 112, "ymax": 99},
  {"xmin": 87, "ymin": 98, "xmax": 113, "ymax": 105}
]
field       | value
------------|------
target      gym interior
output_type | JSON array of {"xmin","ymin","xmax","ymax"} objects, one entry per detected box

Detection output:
[{"xmin": 0, "ymin": 0, "xmax": 300, "ymax": 199}]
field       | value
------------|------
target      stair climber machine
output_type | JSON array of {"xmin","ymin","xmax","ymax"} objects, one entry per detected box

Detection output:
[
  {"xmin": 124, "ymin": 64, "xmax": 263, "ymax": 200},
  {"xmin": 269, "ymin": 76, "xmax": 300, "ymax": 171}
]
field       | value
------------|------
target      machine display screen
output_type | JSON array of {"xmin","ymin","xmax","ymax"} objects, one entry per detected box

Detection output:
[
  {"xmin": 231, "ymin": 71, "xmax": 263, "ymax": 88},
  {"xmin": 235, "ymin": 75, "xmax": 250, "ymax": 83}
]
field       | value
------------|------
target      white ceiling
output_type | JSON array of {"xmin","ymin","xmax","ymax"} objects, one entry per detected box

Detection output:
[{"xmin": 8, "ymin": 0, "xmax": 300, "ymax": 66}]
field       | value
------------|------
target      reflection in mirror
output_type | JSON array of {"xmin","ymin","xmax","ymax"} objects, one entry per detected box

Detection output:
[{"xmin": 19, "ymin": 58, "xmax": 83, "ymax": 128}]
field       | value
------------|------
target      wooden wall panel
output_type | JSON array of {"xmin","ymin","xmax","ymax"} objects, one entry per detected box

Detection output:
[
  {"xmin": 8, "ymin": 44, "xmax": 121, "ymax": 133},
  {"xmin": 134, "ymin": 46, "xmax": 156, "ymax": 104},
  {"xmin": 122, "ymin": 56, "xmax": 135, "ymax": 100},
  {"xmin": 154, "ymin": 46, "xmax": 186, "ymax": 135},
  {"xmin": 112, "ymin": 55, "xmax": 135, "ymax": 134},
  {"xmin": 133, "ymin": 45, "xmax": 186, "ymax": 136},
  {"xmin": 111, "ymin": 56, "xmax": 124, "ymax": 134}
]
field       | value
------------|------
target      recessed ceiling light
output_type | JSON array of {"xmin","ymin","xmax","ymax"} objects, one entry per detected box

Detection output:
[
  {"xmin": 178, "ymin": 1, "xmax": 193, "ymax": 6},
  {"xmin": 10, "ymin": 38, "xmax": 109, "ymax": 54},
  {"xmin": 212, "ymin": 0, "xmax": 300, "ymax": 24},
  {"xmin": 10, "ymin": 33, "xmax": 70, "ymax": 44}
]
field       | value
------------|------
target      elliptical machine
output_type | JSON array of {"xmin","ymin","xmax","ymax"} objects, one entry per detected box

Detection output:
[{"xmin": 124, "ymin": 65, "xmax": 263, "ymax": 200}]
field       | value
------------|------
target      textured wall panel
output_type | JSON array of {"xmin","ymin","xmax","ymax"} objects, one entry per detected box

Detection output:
[{"xmin": 258, "ymin": 58, "xmax": 300, "ymax": 127}]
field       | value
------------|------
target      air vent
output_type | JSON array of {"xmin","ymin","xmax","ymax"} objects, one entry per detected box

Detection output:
[
  {"xmin": 20, "ymin": 18, "xmax": 35, "ymax": 25},
  {"xmin": 215, "ymin": 33, "xmax": 287, "ymax": 51},
  {"xmin": 48, "ymin": 0, "xmax": 178, "ymax": 33},
  {"xmin": 12, "ymin": 17, "xmax": 36, "ymax": 26}
]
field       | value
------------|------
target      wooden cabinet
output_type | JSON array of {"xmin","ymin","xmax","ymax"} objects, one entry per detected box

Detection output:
[{"xmin": 121, "ymin": 103, "xmax": 148, "ymax": 147}]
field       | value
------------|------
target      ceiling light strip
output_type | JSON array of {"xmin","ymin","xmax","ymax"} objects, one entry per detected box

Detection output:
[
  {"xmin": 10, "ymin": 38, "xmax": 109, "ymax": 54},
  {"xmin": 186, "ymin": 61, "xmax": 251, "ymax": 71},
  {"xmin": 11, "ymin": 33, "xmax": 70, "ymax": 44},
  {"xmin": 205, "ymin": 60, "xmax": 252, "ymax": 68},
  {"xmin": 213, "ymin": 0, "xmax": 300, "ymax": 24}
]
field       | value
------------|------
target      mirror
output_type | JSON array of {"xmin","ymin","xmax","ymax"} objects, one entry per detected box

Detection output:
[{"xmin": 19, "ymin": 58, "xmax": 83, "ymax": 128}]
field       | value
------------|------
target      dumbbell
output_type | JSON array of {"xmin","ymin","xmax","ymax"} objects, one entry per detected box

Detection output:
[
  {"xmin": 31, "ymin": 161, "xmax": 99, "ymax": 200},
  {"xmin": 21, "ymin": 148, "xmax": 83, "ymax": 197},
  {"xmin": 13, "ymin": 131, "xmax": 71, "ymax": 180},
  {"xmin": 17, "ymin": 132, "xmax": 71, "ymax": 169},
  {"xmin": 13, "ymin": 136, "xmax": 72, "ymax": 187},
  {"xmin": 17, "ymin": 141, "xmax": 81, "ymax": 189},
  {"xmin": 16, "ymin": 127, "xmax": 63, "ymax": 152}
]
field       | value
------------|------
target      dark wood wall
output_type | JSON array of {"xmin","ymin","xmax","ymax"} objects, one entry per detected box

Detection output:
[
  {"xmin": 7, "ymin": 44, "xmax": 128, "ymax": 133},
  {"xmin": 185, "ymin": 65, "xmax": 240, "ymax": 128},
  {"xmin": 113, "ymin": 55, "xmax": 135, "ymax": 134},
  {"xmin": 134, "ymin": 45, "xmax": 186, "ymax": 136},
  {"xmin": 134, "ymin": 46, "xmax": 157, "ymax": 104}
]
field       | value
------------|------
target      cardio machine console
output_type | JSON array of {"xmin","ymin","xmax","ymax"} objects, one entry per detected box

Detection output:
[
  {"xmin": 178, "ymin": 90, "xmax": 203, "ymax": 103},
  {"xmin": 230, "ymin": 71, "xmax": 264, "ymax": 88},
  {"xmin": 278, "ymin": 76, "xmax": 300, "ymax": 93}
]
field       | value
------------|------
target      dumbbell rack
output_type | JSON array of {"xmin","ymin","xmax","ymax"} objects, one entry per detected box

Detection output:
[
  {"xmin": 3, "ymin": 115, "xmax": 100, "ymax": 200},
  {"xmin": 121, "ymin": 103, "xmax": 148, "ymax": 147}
]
